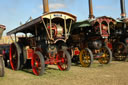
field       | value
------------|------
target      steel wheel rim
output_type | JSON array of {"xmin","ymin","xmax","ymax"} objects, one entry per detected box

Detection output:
[
  {"xmin": 31, "ymin": 54, "xmax": 41, "ymax": 76},
  {"xmin": 114, "ymin": 43, "xmax": 127, "ymax": 61},
  {"xmin": 57, "ymin": 51, "xmax": 68, "ymax": 71},
  {"xmin": 10, "ymin": 44, "xmax": 18, "ymax": 70},
  {"xmin": 98, "ymin": 47, "xmax": 110, "ymax": 64},
  {"xmin": 79, "ymin": 49, "xmax": 91, "ymax": 67}
]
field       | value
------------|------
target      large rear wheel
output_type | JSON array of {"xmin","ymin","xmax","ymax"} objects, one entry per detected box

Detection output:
[
  {"xmin": 98, "ymin": 46, "xmax": 112, "ymax": 64},
  {"xmin": 0, "ymin": 56, "xmax": 4, "ymax": 77},
  {"xmin": 9, "ymin": 43, "xmax": 22, "ymax": 70},
  {"xmin": 57, "ymin": 50, "xmax": 71, "ymax": 71},
  {"xmin": 113, "ymin": 42, "xmax": 128, "ymax": 61},
  {"xmin": 79, "ymin": 48, "xmax": 93, "ymax": 67},
  {"xmin": 31, "ymin": 51, "xmax": 45, "ymax": 76}
]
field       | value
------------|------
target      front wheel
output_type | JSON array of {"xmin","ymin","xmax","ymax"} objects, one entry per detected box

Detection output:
[
  {"xmin": 57, "ymin": 50, "xmax": 71, "ymax": 71},
  {"xmin": 79, "ymin": 48, "xmax": 93, "ymax": 67},
  {"xmin": 0, "ymin": 56, "xmax": 4, "ymax": 77},
  {"xmin": 31, "ymin": 51, "xmax": 45, "ymax": 76},
  {"xmin": 113, "ymin": 42, "xmax": 128, "ymax": 61},
  {"xmin": 98, "ymin": 46, "xmax": 112, "ymax": 64}
]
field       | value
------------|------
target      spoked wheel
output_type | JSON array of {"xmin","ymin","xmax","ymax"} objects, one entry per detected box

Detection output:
[
  {"xmin": 79, "ymin": 48, "xmax": 93, "ymax": 67},
  {"xmin": 57, "ymin": 50, "xmax": 71, "ymax": 71},
  {"xmin": 98, "ymin": 46, "xmax": 112, "ymax": 64},
  {"xmin": 0, "ymin": 56, "xmax": 4, "ymax": 77},
  {"xmin": 31, "ymin": 51, "xmax": 45, "ymax": 76},
  {"xmin": 9, "ymin": 43, "xmax": 21, "ymax": 70},
  {"xmin": 113, "ymin": 42, "xmax": 128, "ymax": 61}
]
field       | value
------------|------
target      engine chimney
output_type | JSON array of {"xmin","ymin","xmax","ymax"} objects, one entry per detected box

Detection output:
[
  {"xmin": 43, "ymin": 0, "xmax": 49, "ymax": 14},
  {"xmin": 89, "ymin": 0, "xmax": 95, "ymax": 19},
  {"xmin": 120, "ymin": 0, "xmax": 126, "ymax": 18}
]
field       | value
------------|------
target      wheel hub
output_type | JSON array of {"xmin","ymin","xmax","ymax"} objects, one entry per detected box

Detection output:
[{"xmin": 102, "ymin": 53, "xmax": 106, "ymax": 58}]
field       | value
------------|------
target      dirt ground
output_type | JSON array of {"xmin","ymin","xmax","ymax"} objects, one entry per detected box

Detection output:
[{"xmin": 0, "ymin": 61, "xmax": 128, "ymax": 85}]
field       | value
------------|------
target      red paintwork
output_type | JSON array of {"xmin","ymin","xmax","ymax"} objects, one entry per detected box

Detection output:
[
  {"xmin": 48, "ymin": 24, "xmax": 57, "ymax": 36},
  {"xmin": 92, "ymin": 16, "xmax": 116, "ymax": 25},
  {"xmin": 101, "ymin": 25, "xmax": 109, "ymax": 37},
  {"xmin": 95, "ymin": 24, "xmax": 109, "ymax": 37},
  {"xmin": 73, "ymin": 47, "xmax": 80, "ymax": 56},
  {"xmin": 9, "ymin": 44, "xmax": 18, "ymax": 70},
  {"xmin": 27, "ymin": 49, "xmax": 34, "ymax": 59},
  {"xmin": 56, "ymin": 51, "xmax": 68, "ymax": 71},
  {"xmin": 31, "ymin": 53, "xmax": 41, "ymax": 76},
  {"xmin": 107, "ymin": 42, "xmax": 112, "ymax": 50},
  {"xmin": 45, "ymin": 58, "xmax": 62, "ymax": 65},
  {"xmin": 42, "ymin": 50, "xmax": 67, "ymax": 71},
  {"xmin": 30, "ymin": 47, "xmax": 66, "ymax": 68},
  {"xmin": 74, "ymin": 50, "xmax": 80, "ymax": 56},
  {"xmin": 44, "ymin": 53, "xmax": 62, "ymax": 65},
  {"xmin": 9, "ymin": 44, "xmax": 14, "ymax": 70}
]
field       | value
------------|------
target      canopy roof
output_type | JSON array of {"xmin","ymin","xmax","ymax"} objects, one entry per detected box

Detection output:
[
  {"xmin": 71, "ymin": 16, "xmax": 117, "ymax": 31},
  {"xmin": 115, "ymin": 18, "xmax": 128, "ymax": 28},
  {"xmin": 117, "ymin": 18, "xmax": 128, "ymax": 23},
  {"xmin": 7, "ymin": 11, "xmax": 76, "ymax": 35}
]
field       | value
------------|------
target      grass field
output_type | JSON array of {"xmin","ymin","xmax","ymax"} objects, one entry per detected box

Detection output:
[{"xmin": 0, "ymin": 61, "xmax": 128, "ymax": 85}]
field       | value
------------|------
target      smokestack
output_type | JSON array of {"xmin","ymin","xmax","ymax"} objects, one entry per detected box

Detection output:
[
  {"xmin": 89, "ymin": 0, "xmax": 95, "ymax": 19},
  {"xmin": 120, "ymin": 0, "xmax": 126, "ymax": 18},
  {"xmin": 43, "ymin": 0, "xmax": 49, "ymax": 14}
]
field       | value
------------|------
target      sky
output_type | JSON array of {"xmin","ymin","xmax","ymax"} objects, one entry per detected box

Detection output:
[{"xmin": 0, "ymin": 0, "xmax": 128, "ymax": 36}]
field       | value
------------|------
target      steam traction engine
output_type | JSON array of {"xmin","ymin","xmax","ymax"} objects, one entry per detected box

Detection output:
[
  {"xmin": 68, "ymin": 16, "xmax": 116, "ymax": 67},
  {"xmin": 110, "ymin": 0, "xmax": 128, "ymax": 61},
  {"xmin": 7, "ymin": 0, "xmax": 76, "ymax": 76},
  {"xmin": 0, "ymin": 25, "xmax": 6, "ymax": 77},
  {"xmin": 67, "ymin": 0, "xmax": 116, "ymax": 67}
]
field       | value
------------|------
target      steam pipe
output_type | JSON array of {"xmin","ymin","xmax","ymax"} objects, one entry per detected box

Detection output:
[
  {"xmin": 43, "ymin": 0, "xmax": 49, "ymax": 14},
  {"xmin": 89, "ymin": 0, "xmax": 95, "ymax": 19}
]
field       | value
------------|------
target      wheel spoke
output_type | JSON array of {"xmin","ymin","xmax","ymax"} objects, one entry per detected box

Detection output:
[
  {"xmin": 31, "ymin": 52, "xmax": 45, "ymax": 76},
  {"xmin": 98, "ymin": 46, "xmax": 112, "ymax": 64},
  {"xmin": 113, "ymin": 43, "xmax": 127, "ymax": 61},
  {"xmin": 79, "ymin": 48, "xmax": 93, "ymax": 67},
  {"xmin": 57, "ymin": 50, "xmax": 71, "ymax": 71}
]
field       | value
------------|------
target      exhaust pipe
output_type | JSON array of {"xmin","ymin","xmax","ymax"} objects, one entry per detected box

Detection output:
[
  {"xmin": 89, "ymin": 0, "xmax": 95, "ymax": 19},
  {"xmin": 43, "ymin": 0, "xmax": 49, "ymax": 14},
  {"xmin": 120, "ymin": 0, "xmax": 127, "ymax": 30},
  {"xmin": 120, "ymin": 0, "xmax": 126, "ymax": 18}
]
